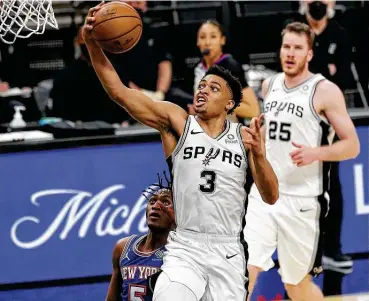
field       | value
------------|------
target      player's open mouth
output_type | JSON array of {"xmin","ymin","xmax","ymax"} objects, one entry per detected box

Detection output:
[
  {"xmin": 195, "ymin": 95, "xmax": 207, "ymax": 107},
  {"xmin": 285, "ymin": 61, "xmax": 295, "ymax": 67},
  {"xmin": 149, "ymin": 212, "xmax": 161, "ymax": 219},
  {"xmin": 195, "ymin": 102, "xmax": 206, "ymax": 108}
]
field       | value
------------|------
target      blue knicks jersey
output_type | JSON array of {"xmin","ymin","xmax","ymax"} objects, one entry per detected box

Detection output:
[{"xmin": 120, "ymin": 235, "xmax": 165, "ymax": 301}]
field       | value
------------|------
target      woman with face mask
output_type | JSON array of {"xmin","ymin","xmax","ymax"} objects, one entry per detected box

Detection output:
[{"xmin": 190, "ymin": 20, "xmax": 260, "ymax": 122}]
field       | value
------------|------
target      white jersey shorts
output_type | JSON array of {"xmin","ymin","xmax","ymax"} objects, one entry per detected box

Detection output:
[
  {"xmin": 244, "ymin": 184, "xmax": 328, "ymax": 285},
  {"xmin": 154, "ymin": 228, "xmax": 249, "ymax": 301}
]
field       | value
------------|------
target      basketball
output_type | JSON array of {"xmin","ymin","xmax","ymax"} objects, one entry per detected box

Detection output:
[{"xmin": 91, "ymin": 1, "xmax": 143, "ymax": 54}]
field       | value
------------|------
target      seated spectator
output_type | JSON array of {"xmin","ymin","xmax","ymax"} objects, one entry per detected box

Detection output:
[
  {"xmin": 189, "ymin": 20, "xmax": 260, "ymax": 122},
  {"xmin": 48, "ymin": 28, "xmax": 130, "ymax": 124}
]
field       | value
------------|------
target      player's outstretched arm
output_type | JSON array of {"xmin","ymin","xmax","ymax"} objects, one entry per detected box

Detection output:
[
  {"xmin": 241, "ymin": 115, "xmax": 279, "ymax": 205},
  {"xmin": 105, "ymin": 238, "xmax": 128, "ymax": 301},
  {"xmin": 82, "ymin": 4, "xmax": 187, "ymax": 131}
]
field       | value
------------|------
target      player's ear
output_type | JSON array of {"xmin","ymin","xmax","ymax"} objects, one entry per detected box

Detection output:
[
  {"xmin": 307, "ymin": 49, "xmax": 313, "ymax": 62},
  {"xmin": 226, "ymin": 99, "xmax": 235, "ymax": 111}
]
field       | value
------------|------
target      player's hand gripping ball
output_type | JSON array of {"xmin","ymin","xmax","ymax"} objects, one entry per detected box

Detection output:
[{"xmin": 83, "ymin": 1, "xmax": 143, "ymax": 54}]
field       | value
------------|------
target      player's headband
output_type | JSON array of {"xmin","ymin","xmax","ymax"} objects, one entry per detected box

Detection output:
[{"xmin": 143, "ymin": 171, "xmax": 172, "ymax": 200}]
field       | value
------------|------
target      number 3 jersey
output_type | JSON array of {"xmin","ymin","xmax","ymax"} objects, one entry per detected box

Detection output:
[
  {"xmin": 120, "ymin": 235, "xmax": 165, "ymax": 301},
  {"xmin": 264, "ymin": 72, "xmax": 332, "ymax": 197},
  {"xmin": 167, "ymin": 115, "xmax": 248, "ymax": 235}
]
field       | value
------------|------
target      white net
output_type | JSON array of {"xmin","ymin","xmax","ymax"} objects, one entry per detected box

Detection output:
[{"xmin": 0, "ymin": 0, "xmax": 58, "ymax": 44}]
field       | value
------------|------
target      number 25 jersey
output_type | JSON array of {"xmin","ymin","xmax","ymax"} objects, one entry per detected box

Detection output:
[
  {"xmin": 167, "ymin": 115, "xmax": 249, "ymax": 235},
  {"xmin": 264, "ymin": 73, "xmax": 332, "ymax": 197}
]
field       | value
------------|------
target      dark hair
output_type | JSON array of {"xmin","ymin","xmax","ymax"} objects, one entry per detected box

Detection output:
[
  {"xmin": 281, "ymin": 22, "xmax": 315, "ymax": 49},
  {"xmin": 199, "ymin": 19, "xmax": 225, "ymax": 36},
  {"xmin": 204, "ymin": 65, "xmax": 243, "ymax": 114},
  {"xmin": 143, "ymin": 171, "xmax": 172, "ymax": 201}
]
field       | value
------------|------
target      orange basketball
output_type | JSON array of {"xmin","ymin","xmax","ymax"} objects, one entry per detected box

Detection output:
[{"xmin": 92, "ymin": 1, "xmax": 142, "ymax": 54}]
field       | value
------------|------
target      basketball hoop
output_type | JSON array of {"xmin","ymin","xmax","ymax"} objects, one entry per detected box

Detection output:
[{"xmin": 0, "ymin": 0, "xmax": 58, "ymax": 44}]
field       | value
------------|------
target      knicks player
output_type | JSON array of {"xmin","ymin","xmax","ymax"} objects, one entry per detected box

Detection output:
[
  {"xmin": 83, "ymin": 4, "xmax": 279, "ymax": 301},
  {"xmin": 105, "ymin": 176, "xmax": 175, "ymax": 301},
  {"xmin": 245, "ymin": 22, "xmax": 360, "ymax": 301}
]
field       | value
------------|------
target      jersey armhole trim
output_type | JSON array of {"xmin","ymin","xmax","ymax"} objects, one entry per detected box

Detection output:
[
  {"xmin": 309, "ymin": 79, "xmax": 329, "ymax": 126},
  {"xmin": 237, "ymin": 123, "xmax": 248, "ymax": 162},
  {"xmin": 263, "ymin": 74, "xmax": 278, "ymax": 101},
  {"xmin": 119, "ymin": 235, "xmax": 136, "ymax": 263},
  {"xmin": 168, "ymin": 115, "xmax": 191, "ymax": 159}
]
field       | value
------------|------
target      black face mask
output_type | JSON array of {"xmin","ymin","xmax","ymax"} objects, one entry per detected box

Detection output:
[{"xmin": 308, "ymin": 1, "xmax": 327, "ymax": 21}]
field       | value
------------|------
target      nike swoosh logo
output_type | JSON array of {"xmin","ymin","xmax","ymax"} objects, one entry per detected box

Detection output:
[
  {"xmin": 191, "ymin": 130, "xmax": 203, "ymax": 135},
  {"xmin": 226, "ymin": 253, "xmax": 238, "ymax": 259},
  {"xmin": 300, "ymin": 209, "xmax": 312, "ymax": 212}
]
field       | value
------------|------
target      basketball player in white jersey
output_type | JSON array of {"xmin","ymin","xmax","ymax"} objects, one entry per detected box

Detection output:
[
  {"xmin": 83, "ymin": 4, "xmax": 279, "ymax": 301},
  {"xmin": 245, "ymin": 22, "xmax": 360, "ymax": 301}
]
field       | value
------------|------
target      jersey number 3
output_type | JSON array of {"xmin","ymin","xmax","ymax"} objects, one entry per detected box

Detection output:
[
  {"xmin": 199, "ymin": 170, "xmax": 216, "ymax": 193},
  {"xmin": 268, "ymin": 121, "xmax": 291, "ymax": 141}
]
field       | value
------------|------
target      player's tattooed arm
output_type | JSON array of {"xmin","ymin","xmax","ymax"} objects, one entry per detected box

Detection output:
[
  {"xmin": 82, "ymin": 7, "xmax": 188, "ymax": 134},
  {"xmin": 241, "ymin": 115, "xmax": 279, "ymax": 205},
  {"xmin": 105, "ymin": 237, "xmax": 129, "ymax": 301}
]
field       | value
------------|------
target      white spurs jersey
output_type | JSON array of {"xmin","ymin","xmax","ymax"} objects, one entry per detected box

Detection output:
[
  {"xmin": 167, "ymin": 115, "xmax": 249, "ymax": 235},
  {"xmin": 264, "ymin": 73, "xmax": 333, "ymax": 197}
]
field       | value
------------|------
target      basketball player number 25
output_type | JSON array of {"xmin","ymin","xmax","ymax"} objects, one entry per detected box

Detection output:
[
  {"xmin": 268, "ymin": 121, "xmax": 291, "ymax": 141},
  {"xmin": 199, "ymin": 170, "xmax": 216, "ymax": 193},
  {"xmin": 129, "ymin": 285, "xmax": 146, "ymax": 301}
]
